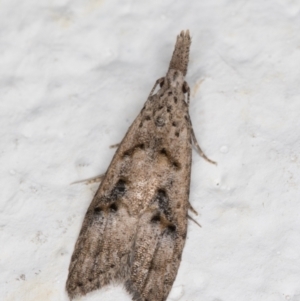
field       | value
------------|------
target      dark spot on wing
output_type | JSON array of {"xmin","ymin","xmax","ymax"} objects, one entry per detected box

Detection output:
[
  {"xmin": 123, "ymin": 144, "xmax": 145, "ymax": 157},
  {"xmin": 94, "ymin": 207, "xmax": 102, "ymax": 214},
  {"xmin": 172, "ymin": 161, "xmax": 181, "ymax": 170},
  {"xmin": 116, "ymin": 179, "xmax": 126, "ymax": 192},
  {"xmin": 157, "ymin": 189, "xmax": 166, "ymax": 198},
  {"xmin": 160, "ymin": 148, "xmax": 167, "ymax": 156},
  {"xmin": 110, "ymin": 179, "xmax": 126, "ymax": 199},
  {"xmin": 159, "ymin": 148, "xmax": 180, "ymax": 172},
  {"xmin": 109, "ymin": 203, "xmax": 118, "ymax": 212},
  {"xmin": 167, "ymin": 224, "xmax": 176, "ymax": 233},
  {"xmin": 123, "ymin": 150, "xmax": 131, "ymax": 157},
  {"xmin": 151, "ymin": 213, "xmax": 161, "ymax": 223},
  {"xmin": 156, "ymin": 189, "xmax": 169, "ymax": 215}
]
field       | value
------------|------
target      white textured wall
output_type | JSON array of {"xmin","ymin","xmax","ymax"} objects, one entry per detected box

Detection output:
[{"xmin": 1, "ymin": 1, "xmax": 300, "ymax": 300}]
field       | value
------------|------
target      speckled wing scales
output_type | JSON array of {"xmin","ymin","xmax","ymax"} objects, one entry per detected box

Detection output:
[
  {"xmin": 124, "ymin": 86, "xmax": 193, "ymax": 300},
  {"xmin": 66, "ymin": 173, "xmax": 137, "ymax": 297},
  {"xmin": 67, "ymin": 31, "xmax": 199, "ymax": 301}
]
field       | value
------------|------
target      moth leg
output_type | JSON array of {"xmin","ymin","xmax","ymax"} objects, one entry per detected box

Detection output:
[
  {"xmin": 148, "ymin": 77, "xmax": 165, "ymax": 97},
  {"xmin": 189, "ymin": 203, "xmax": 198, "ymax": 215},
  {"xmin": 189, "ymin": 201, "xmax": 201, "ymax": 228},
  {"xmin": 191, "ymin": 128, "xmax": 217, "ymax": 165},
  {"xmin": 110, "ymin": 143, "xmax": 120, "ymax": 149},
  {"xmin": 183, "ymin": 81, "xmax": 190, "ymax": 105},
  {"xmin": 188, "ymin": 215, "xmax": 202, "ymax": 228},
  {"xmin": 71, "ymin": 173, "xmax": 105, "ymax": 185},
  {"xmin": 186, "ymin": 88, "xmax": 216, "ymax": 164}
]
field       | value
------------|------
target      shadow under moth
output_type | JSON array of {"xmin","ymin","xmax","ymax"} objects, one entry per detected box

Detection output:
[{"xmin": 66, "ymin": 30, "xmax": 215, "ymax": 301}]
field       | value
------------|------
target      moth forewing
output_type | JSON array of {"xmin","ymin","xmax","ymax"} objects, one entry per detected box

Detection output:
[{"xmin": 66, "ymin": 30, "xmax": 214, "ymax": 301}]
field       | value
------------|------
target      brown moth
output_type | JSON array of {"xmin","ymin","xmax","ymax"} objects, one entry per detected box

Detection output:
[{"xmin": 66, "ymin": 30, "xmax": 215, "ymax": 301}]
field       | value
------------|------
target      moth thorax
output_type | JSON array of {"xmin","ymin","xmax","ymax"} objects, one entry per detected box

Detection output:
[{"xmin": 167, "ymin": 69, "xmax": 185, "ymax": 88}]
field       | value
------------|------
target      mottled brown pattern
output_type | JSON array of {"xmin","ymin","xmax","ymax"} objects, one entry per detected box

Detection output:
[{"xmin": 66, "ymin": 30, "xmax": 213, "ymax": 301}]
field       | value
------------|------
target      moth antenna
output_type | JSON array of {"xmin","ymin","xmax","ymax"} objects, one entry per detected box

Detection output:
[{"xmin": 168, "ymin": 30, "xmax": 191, "ymax": 76}]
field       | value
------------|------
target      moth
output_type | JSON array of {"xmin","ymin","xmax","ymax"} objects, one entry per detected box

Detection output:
[{"xmin": 66, "ymin": 30, "xmax": 215, "ymax": 301}]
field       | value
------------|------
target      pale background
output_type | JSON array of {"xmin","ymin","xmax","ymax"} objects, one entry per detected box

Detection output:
[{"xmin": 1, "ymin": 0, "xmax": 300, "ymax": 300}]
